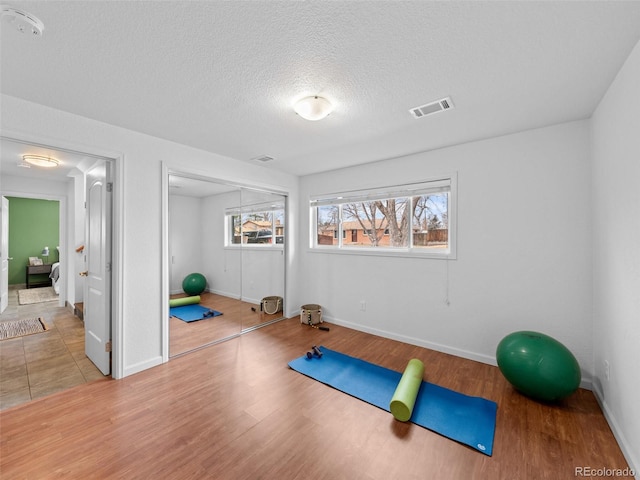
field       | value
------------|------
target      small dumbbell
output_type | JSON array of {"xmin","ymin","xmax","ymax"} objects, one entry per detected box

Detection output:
[{"xmin": 312, "ymin": 345, "xmax": 323, "ymax": 358}]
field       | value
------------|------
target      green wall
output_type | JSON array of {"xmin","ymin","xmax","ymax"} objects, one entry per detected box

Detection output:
[{"xmin": 7, "ymin": 197, "xmax": 60, "ymax": 285}]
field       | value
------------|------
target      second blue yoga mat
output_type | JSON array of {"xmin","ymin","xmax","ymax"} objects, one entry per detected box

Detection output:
[
  {"xmin": 169, "ymin": 304, "xmax": 222, "ymax": 322},
  {"xmin": 288, "ymin": 347, "xmax": 497, "ymax": 456}
]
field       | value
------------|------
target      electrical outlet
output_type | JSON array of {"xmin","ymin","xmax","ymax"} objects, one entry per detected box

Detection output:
[
  {"xmin": 604, "ymin": 360, "xmax": 610, "ymax": 381},
  {"xmin": 360, "ymin": 300, "xmax": 366, "ymax": 312}
]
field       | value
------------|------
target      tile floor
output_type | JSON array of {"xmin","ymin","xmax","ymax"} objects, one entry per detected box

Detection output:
[{"xmin": 0, "ymin": 286, "xmax": 106, "ymax": 411}]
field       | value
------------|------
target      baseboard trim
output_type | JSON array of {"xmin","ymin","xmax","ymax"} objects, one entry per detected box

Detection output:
[
  {"xmin": 324, "ymin": 315, "xmax": 496, "ymax": 366},
  {"xmin": 592, "ymin": 383, "xmax": 639, "ymax": 479},
  {"xmin": 240, "ymin": 295, "xmax": 261, "ymax": 306},
  {"xmin": 208, "ymin": 288, "xmax": 240, "ymax": 300},
  {"xmin": 325, "ymin": 316, "xmax": 594, "ymax": 389},
  {"xmin": 123, "ymin": 356, "xmax": 163, "ymax": 378}
]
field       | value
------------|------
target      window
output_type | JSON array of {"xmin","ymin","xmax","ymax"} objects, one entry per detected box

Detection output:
[
  {"xmin": 226, "ymin": 202, "xmax": 285, "ymax": 246},
  {"xmin": 310, "ymin": 175, "xmax": 455, "ymax": 258}
]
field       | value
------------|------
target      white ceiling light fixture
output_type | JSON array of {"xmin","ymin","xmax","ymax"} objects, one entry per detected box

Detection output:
[
  {"xmin": 22, "ymin": 154, "xmax": 59, "ymax": 168},
  {"xmin": 1, "ymin": 5, "xmax": 44, "ymax": 37},
  {"xmin": 294, "ymin": 96, "xmax": 333, "ymax": 121}
]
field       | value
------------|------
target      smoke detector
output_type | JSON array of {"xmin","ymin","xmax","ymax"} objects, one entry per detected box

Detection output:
[
  {"xmin": 1, "ymin": 5, "xmax": 44, "ymax": 37},
  {"xmin": 409, "ymin": 97, "xmax": 454, "ymax": 119}
]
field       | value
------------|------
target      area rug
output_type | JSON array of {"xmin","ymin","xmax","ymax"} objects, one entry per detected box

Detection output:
[
  {"xmin": 0, "ymin": 317, "xmax": 48, "ymax": 340},
  {"xmin": 170, "ymin": 304, "xmax": 223, "ymax": 323},
  {"xmin": 17, "ymin": 287, "xmax": 58, "ymax": 305},
  {"xmin": 288, "ymin": 347, "xmax": 498, "ymax": 456}
]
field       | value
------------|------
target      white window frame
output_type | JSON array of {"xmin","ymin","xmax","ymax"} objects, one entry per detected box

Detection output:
[{"xmin": 309, "ymin": 174, "xmax": 457, "ymax": 259}]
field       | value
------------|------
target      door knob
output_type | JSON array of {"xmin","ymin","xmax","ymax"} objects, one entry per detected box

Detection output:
[{"xmin": 79, "ymin": 271, "xmax": 88, "ymax": 277}]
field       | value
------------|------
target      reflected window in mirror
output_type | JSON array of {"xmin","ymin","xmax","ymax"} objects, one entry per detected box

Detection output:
[{"xmin": 226, "ymin": 202, "xmax": 285, "ymax": 247}]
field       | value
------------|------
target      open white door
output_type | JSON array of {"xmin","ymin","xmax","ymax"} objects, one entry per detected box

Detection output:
[
  {"xmin": 84, "ymin": 162, "xmax": 112, "ymax": 375},
  {"xmin": 1, "ymin": 196, "xmax": 9, "ymax": 314}
]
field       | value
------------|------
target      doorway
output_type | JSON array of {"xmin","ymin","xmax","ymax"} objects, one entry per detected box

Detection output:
[
  {"xmin": 1, "ymin": 194, "xmax": 63, "ymax": 313},
  {"xmin": 0, "ymin": 188, "xmax": 106, "ymax": 410},
  {"xmin": 0, "ymin": 136, "xmax": 120, "ymax": 407}
]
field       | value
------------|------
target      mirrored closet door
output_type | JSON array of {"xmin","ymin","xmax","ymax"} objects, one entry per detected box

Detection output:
[
  {"xmin": 237, "ymin": 188, "xmax": 286, "ymax": 332},
  {"xmin": 167, "ymin": 174, "xmax": 286, "ymax": 357}
]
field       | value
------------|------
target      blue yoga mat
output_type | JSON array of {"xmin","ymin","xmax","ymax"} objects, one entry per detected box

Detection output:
[
  {"xmin": 288, "ymin": 347, "xmax": 497, "ymax": 456},
  {"xmin": 169, "ymin": 304, "xmax": 222, "ymax": 323}
]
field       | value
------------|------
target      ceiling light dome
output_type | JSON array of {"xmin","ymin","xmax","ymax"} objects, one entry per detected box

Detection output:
[
  {"xmin": 22, "ymin": 155, "xmax": 59, "ymax": 168},
  {"xmin": 294, "ymin": 96, "xmax": 333, "ymax": 121}
]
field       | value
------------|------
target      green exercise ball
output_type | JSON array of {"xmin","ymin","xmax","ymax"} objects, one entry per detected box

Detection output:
[
  {"xmin": 182, "ymin": 272, "xmax": 206, "ymax": 296},
  {"xmin": 496, "ymin": 331, "xmax": 581, "ymax": 402}
]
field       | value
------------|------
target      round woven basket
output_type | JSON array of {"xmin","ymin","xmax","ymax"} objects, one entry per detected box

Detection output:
[{"xmin": 300, "ymin": 304, "xmax": 322, "ymax": 324}]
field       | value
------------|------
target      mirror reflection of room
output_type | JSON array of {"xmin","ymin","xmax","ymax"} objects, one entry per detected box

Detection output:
[{"xmin": 168, "ymin": 175, "xmax": 285, "ymax": 357}]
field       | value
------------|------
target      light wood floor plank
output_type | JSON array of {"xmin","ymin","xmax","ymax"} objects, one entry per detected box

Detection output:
[
  {"xmin": 0, "ymin": 318, "xmax": 632, "ymax": 479},
  {"xmin": 170, "ymin": 292, "xmax": 283, "ymax": 356}
]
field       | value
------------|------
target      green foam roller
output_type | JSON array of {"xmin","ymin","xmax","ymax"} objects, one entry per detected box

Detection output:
[
  {"xmin": 389, "ymin": 358, "xmax": 425, "ymax": 422},
  {"xmin": 169, "ymin": 295, "xmax": 201, "ymax": 307}
]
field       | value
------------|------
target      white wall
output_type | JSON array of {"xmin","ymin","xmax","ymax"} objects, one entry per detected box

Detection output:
[
  {"xmin": 299, "ymin": 120, "xmax": 593, "ymax": 380},
  {"xmin": 591, "ymin": 39, "xmax": 640, "ymax": 474},
  {"xmin": 169, "ymin": 195, "xmax": 202, "ymax": 294},
  {"xmin": 201, "ymin": 190, "xmax": 242, "ymax": 299},
  {"xmin": 2, "ymin": 174, "xmax": 69, "ymax": 197},
  {"xmin": 241, "ymin": 248, "xmax": 285, "ymax": 305},
  {"xmin": 1, "ymin": 94, "xmax": 299, "ymax": 378}
]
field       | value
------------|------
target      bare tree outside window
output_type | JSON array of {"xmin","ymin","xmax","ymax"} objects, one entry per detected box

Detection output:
[
  {"xmin": 343, "ymin": 198, "xmax": 408, "ymax": 247},
  {"xmin": 312, "ymin": 179, "xmax": 453, "ymax": 255},
  {"xmin": 412, "ymin": 193, "xmax": 449, "ymax": 248},
  {"xmin": 316, "ymin": 205, "xmax": 338, "ymax": 245},
  {"xmin": 231, "ymin": 214, "xmax": 242, "ymax": 244}
]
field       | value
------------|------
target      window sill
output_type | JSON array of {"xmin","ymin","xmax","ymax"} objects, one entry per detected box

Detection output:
[
  {"xmin": 308, "ymin": 246, "xmax": 455, "ymax": 260},
  {"xmin": 225, "ymin": 245, "xmax": 284, "ymax": 251}
]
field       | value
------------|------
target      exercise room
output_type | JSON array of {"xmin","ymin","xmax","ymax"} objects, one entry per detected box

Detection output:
[{"xmin": 1, "ymin": 2, "xmax": 638, "ymax": 479}]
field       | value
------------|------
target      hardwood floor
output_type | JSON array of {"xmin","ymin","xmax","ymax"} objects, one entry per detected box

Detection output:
[
  {"xmin": 0, "ymin": 318, "xmax": 632, "ymax": 479},
  {"xmin": 170, "ymin": 292, "xmax": 284, "ymax": 356},
  {"xmin": 1, "ymin": 289, "xmax": 279, "ymax": 410}
]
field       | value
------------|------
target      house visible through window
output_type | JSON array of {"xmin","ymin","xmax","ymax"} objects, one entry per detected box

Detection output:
[{"xmin": 311, "ymin": 175, "xmax": 456, "ymax": 258}]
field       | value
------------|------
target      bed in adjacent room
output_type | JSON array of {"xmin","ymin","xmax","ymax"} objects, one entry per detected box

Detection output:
[{"xmin": 50, "ymin": 262, "xmax": 61, "ymax": 294}]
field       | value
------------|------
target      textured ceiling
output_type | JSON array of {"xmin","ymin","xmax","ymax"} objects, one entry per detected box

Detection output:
[{"xmin": 2, "ymin": 1, "xmax": 640, "ymax": 177}]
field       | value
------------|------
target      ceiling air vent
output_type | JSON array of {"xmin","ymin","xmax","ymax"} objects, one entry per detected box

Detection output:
[
  {"xmin": 251, "ymin": 155, "xmax": 274, "ymax": 163},
  {"xmin": 409, "ymin": 97, "xmax": 454, "ymax": 119}
]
